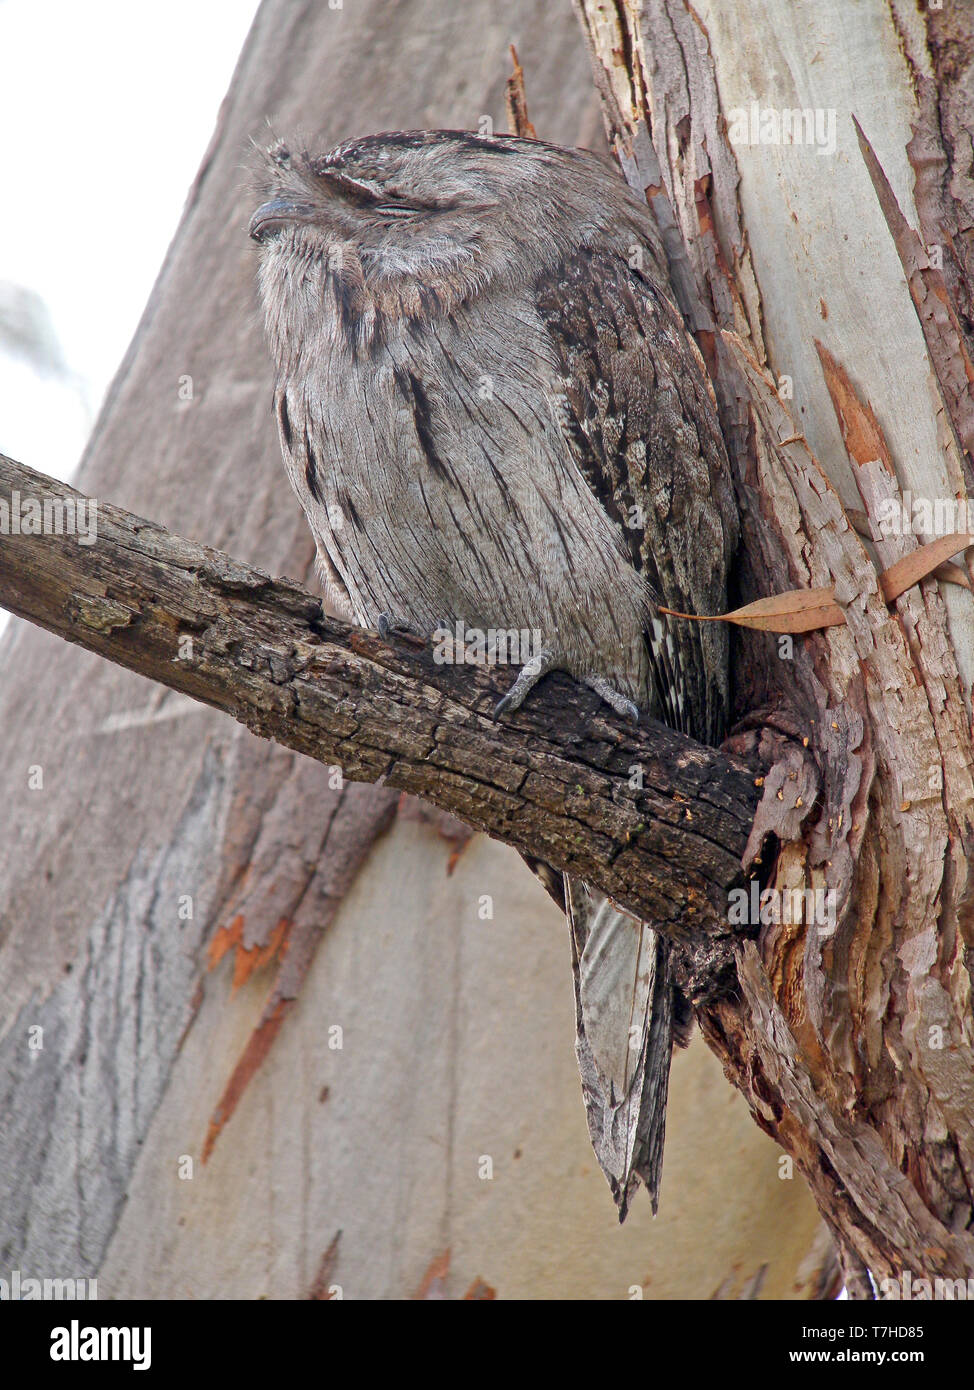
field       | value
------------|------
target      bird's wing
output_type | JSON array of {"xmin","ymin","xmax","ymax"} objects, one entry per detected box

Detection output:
[
  {"xmin": 532, "ymin": 248, "xmax": 737, "ymax": 1217},
  {"xmin": 534, "ymin": 247, "xmax": 737, "ymax": 744}
]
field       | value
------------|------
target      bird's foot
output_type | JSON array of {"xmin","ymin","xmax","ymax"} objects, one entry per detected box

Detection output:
[
  {"xmin": 584, "ymin": 675, "xmax": 640, "ymax": 723},
  {"xmin": 376, "ymin": 612, "xmax": 426, "ymax": 649},
  {"xmin": 493, "ymin": 649, "xmax": 558, "ymax": 718}
]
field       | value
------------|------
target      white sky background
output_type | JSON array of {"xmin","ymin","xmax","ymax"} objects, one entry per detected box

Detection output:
[{"xmin": 0, "ymin": 0, "xmax": 260, "ymax": 480}]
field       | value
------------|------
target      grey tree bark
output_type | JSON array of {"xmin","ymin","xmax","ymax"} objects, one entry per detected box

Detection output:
[{"xmin": 0, "ymin": 0, "xmax": 832, "ymax": 1299}]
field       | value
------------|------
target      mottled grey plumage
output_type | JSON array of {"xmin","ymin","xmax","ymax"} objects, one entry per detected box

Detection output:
[{"xmin": 250, "ymin": 129, "xmax": 738, "ymax": 1216}]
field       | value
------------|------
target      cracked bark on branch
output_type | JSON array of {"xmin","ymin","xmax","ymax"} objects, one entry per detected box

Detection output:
[{"xmin": 0, "ymin": 451, "xmax": 763, "ymax": 974}]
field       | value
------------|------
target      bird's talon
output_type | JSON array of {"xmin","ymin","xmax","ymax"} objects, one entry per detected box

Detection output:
[
  {"xmin": 493, "ymin": 649, "xmax": 557, "ymax": 719},
  {"xmin": 585, "ymin": 675, "xmax": 640, "ymax": 723}
]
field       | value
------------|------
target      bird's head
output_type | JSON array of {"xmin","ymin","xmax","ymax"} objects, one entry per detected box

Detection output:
[{"xmin": 250, "ymin": 129, "xmax": 662, "ymax": 341}]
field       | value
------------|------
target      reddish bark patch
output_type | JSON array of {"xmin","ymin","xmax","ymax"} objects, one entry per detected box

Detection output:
[
  {"xmin": 207, "ymin": 914, "xmax": 292, "ymax": 990},
  {"xmin": 463, "ymin": 1278, "xmax": 497, "ymax": 1300},
  {"xmin": 201, "ymin": 996, "xmax": 293, "ymax": 1163},
  {"xmin": 308, "ymin": 1231, "xmax": 342, "ymax": 1300},
  {"xmin": 413, "ymin": 1250, "xmax": 450, "ymax": 1299}
]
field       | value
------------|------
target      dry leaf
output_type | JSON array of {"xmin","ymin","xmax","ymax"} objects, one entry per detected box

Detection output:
[
  {"xmin": 659, "ymin": 588, "xmax": 845, "ymax": 634},
  {"xmin": 932, "ymin": 561, "xmax": 971, "ymax": 590},
  {"xmin": 659, "ymin": 534, "xmax": 972, "ymax": 636},
  {"xmin": 879, "ymin": 532, "xmax": 973, "ymax": 602}
]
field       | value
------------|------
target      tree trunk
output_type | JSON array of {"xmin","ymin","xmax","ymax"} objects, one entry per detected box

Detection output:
[
  {"xmin": 0, "ymin": 0, "xmax": 828, "ymax": 1299},
  {"xmin": 576, "ymin": 0, "xmax": 974, "ymax": 1286}
]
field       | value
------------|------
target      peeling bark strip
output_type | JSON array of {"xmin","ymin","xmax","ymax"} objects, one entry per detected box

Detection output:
[
  {"xmin": 910, "ymin": 2, "xmax": 974, "ymax": 372},
  {"xmin": 577, "ymin": 0, "xmax": 974, "ymax": 1286},
  {"xmin": 854, "ymin": 117, "xmax": 974, "ymax": 489},
  {"xmin": 505, "ymin": 45, "xmax": 537, "ymax": 139},
  {"xmin": 0, "ymin": 452, "xmax": 762, "ymax": 948}
]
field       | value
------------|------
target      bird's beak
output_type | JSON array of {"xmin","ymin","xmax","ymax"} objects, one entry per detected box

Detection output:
[{"xmin": 249, "ymin": 197, "xmax": 314, "ymax": 241}]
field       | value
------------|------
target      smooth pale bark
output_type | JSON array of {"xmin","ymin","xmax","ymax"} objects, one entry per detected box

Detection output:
[{"xmin": 0, "ymin": 0, "xmax": 826, "ymax": 1299}]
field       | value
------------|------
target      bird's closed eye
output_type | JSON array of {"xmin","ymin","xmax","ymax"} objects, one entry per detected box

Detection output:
[{"xmin": 374, "ymin": 202, "xmax": 417, "ymax": 218}]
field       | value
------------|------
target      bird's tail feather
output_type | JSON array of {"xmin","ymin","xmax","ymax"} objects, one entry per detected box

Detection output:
[{"xmin": 566, "ymin": 875, "xmax": 675, "ymax": 1219}]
